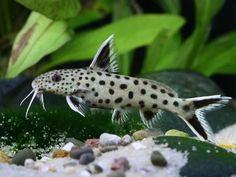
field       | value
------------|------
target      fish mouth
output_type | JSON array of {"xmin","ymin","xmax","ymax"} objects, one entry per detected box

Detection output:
[{"xmin": 20, "ymin": 89, "xmax": 46, "ymax": 118}]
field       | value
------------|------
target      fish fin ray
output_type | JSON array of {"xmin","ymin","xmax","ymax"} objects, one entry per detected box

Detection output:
[
  {"xmin": 89, "ymin": 34, "xmax": 118, "ymax": 73},
  {"xmin": 66, "ymin": 96, "xmax": 89, "ymax": 117},
  {"xmin": 139, "ymin": 109, "xmax": 163, "ymax": 128},
  {"xmin": 112, "ymin": 108, "xmax": 129, "ymax": 124}
]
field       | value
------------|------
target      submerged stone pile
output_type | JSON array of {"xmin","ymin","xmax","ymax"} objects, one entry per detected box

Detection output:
[{"xmin": 0, "ymin": 131, "xmax": 188, "ymax": 177}]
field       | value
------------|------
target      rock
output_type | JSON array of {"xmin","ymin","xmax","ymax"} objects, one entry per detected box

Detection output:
[
  {"xmin": 107, "ymin": 171, "xmax": 126, "ymax": 177},
  {"xmin": 11, "ymin": 148, "xmax": 36, "ymax": 166},
  {"xmin": 70, "ymin": 146, "xmax": 93, "ymax": 160},
  {"xmin": 99, "ymin": 133, "xmax": 121, "ymax": 146},
  {"xmin": 40, "ymin": 156, "xmax": 51, "ymax": 162},
  {"xmin": 80, "ymin": 170, "xmax": 91, "ymax": 177},
  {"xmin": 63, "ymin": 161, "xmax": 78, "ymax": 168},
  {"xmin": 85, "ymin": 139, "xmax": 100, "ymax": 148},
  {"xmin": 100, "ymin": 145, "xmax": 118, "ymax": 153},
  {"xmin": 24, "ymin": 158, "xmax": 36, "ymax": 169},
  {"xmin": 87, "ymin": 163, "xmax": 103, "ymax": 174},
  {"xmin": 133, "ymin": 129, "xmax": 164, "ymax": 140},
  {"xmin": 79, "ymin": 153, "xmax": 95, "ymax": 165},
  {"xmin": 52, "ymin": 149, "xmax": 69, "ymax": 158},
  {"xmin": 65, "ymin": 137, "xmax": 84, "ymax": 146},
  {"xmin": 0, "ymin": 150, "xmax": 10, "ymax": 163},
  {"xmin": 111, "ymin": 157, "xmax": 130, "ymax": 171},
  {"xmin": 150, "ymin": 150, "xmax": 167, "ymax": 167},
  {"xmin": 62, "ymin": 142, "xmax": 75, "ymax": 151},
  {"xmin": 93, "ymin": 148, "xmax": 102, "ymax": 157},
  {"xmin": 119, "ymin": 135, "xmax": 132, "ymax": 146},
  {"xmin": 165, "ymin": 129, "xmax": 190, "ymax": 138}
]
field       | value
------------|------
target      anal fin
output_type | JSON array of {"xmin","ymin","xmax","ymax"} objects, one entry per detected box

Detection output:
[
  {"xmin": 66, "ymin": 96, "xmax": 89, "ymax": 117},
  {"xmin": 112, "ymin": 109, "xmax": 129, "ymax": 124},
  {"xmin": 139, "ymin": 109, "xmax": 163, "ymax": 128}
]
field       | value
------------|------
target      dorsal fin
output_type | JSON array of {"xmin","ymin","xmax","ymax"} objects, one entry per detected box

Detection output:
[{"xmin": 90, "ymin": 34, "xmax": 118, "ymax": 73}]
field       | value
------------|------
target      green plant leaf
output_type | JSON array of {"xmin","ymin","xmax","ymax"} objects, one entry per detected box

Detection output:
[
  {"xmin": 193, "ymin": 31, "xmax": 236, "ymax": 76},
  {"xmin": 15, "ymin": 0, "xmax": 80, "ymax": 20},
  {"xmin": 155, "ymin": 0, "xmax": 181, "ymax": 14},
  {"xmin": 6, "ymin": 12, "xmax": 71, "ymax": 78},
  {"xmin": 176, "ymin": 0, "xmax": 224, "ymax": 68},
  {"xmin": 38, "ymin": 14, "xmax": 185, "ymax": 73}
]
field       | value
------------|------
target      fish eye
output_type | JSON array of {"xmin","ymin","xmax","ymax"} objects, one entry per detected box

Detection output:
[{"xmin": 51, "ymin": 74, "xmax": 61, "ymax": 82}]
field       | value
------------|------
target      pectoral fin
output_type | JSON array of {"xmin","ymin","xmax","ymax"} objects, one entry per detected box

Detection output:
[
  {"xmin": 139, "ymin": 109, "xmax": 163, "ymax": 128},
  {"xmin": 66, "ymin": 96, "xmax": 89, "ymax": 117}
]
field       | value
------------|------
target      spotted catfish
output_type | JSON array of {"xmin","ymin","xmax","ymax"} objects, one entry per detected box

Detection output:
[{"xmin": 21, "ymin": 35, "xmax": 231, "ymax": 142}]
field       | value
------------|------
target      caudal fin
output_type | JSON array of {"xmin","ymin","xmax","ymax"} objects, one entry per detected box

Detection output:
[{"xmin": 182, "ymin": 95, "xmax": 231, "ymax": 142}]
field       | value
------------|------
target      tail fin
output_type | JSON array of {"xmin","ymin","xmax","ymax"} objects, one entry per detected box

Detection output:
[{"xmin": 182, "ymin": 95, "xmax": 231, "ymax": 142}]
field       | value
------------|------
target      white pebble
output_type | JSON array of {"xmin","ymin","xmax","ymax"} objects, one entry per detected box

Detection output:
[
  {"xmin": 40, "ymin": 156, "xmax": 51, "ymax": 162},
  {"xmin": 79, "ymin": 170, "xmax": 91, "ymax": 177},
  {"xmin": 24, "ymin": 159, "xmax": 35, "ymax": 168},
  {"xmin": 99, "ymin": 133, "xmax": 121, "ymax": 146},
  {"xmin": 120, "ymin": 134, "xmax": 133, "ymax": 145},
  {"xmin": 62, "ymin": 142, "xmax": 75, "ymax": 151},
  {"xmin": 131, "ymin": 141, "xmax": 147, "ymax": 150}
]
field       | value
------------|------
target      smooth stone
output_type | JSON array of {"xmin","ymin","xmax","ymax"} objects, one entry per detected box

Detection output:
[
  {"xmin": 87, "ymin": 163, "xmax": 103, "ymax": 174},
  {"xmin": 0, "ymin": 150, "xmax": 10, "ymax": 163},
  {"xmin": 107, "ymin": 171, "xmax": 126, "ymax": 177},
  {"xmin": 79, "ymin": 153, "xmax": 95, "ymax": 165},
  {"xmin": 150, "ymin": 150, "xmax": 167, "ymax": 167},
  {"xmin": 111, "ymin": 157, "xmax": 130, "ymax": 171},
  {"xmin": 99, "ymin": 133, "xmax": 121, "ymax": 146},
  {"xmin": 65, "ymin": 137, "xmax": 84, "ymax": 146},
  {"xmin": 70, "ymin": 146, "xmax": 93, "ymax": 160},
  {"xmin": 80, "ymin": 170, "xmax": 91, "ymax": 177},
  {"xmin": 40, "ymin": 156, "xmax": 51, "ymax": 162},
  {"xmin": 119, "ymin": 135, "xmax": 133, "ymax": 146},
  {"xmin": 100, "ymin": 145, "xmax": 118, "ymax": 153},
  {"xmin": 62, "ymin": 142, "xmax": 75, "ymax": 151},
  {"xmin": 93, "ymin": 148, "xmax": 102, "ymax": 157},
  {"xmin": 165, "ymin": 129, "xmax": 190, "ymax": 138},
  {"xmin": 52, "ymin": 149, "xmax": 69, "ymax": 158},
  {"xmin": 24, "ymin": 158, "xmax": 35, "ymax": 168},
  {"xmin": 11, "ymin": 148, "xmax": 36, "ymax": 166},
  {"xmin": 133, "ymin": 129, "xmax": 164, "ymax": 140},
  {"xmin": 85, "ymin": 139, "xmax": 100, "ymax": 148}
]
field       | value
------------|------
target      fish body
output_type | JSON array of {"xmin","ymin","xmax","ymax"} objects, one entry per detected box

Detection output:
[{"xmin": 23, "ymin": 35, "xmax": 231, "ymax": 142}]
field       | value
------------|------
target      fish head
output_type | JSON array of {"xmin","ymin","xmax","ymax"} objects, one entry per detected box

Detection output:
[{"xmin": 32, "ymin": 69, "xmax": 77, "ymax": 96}]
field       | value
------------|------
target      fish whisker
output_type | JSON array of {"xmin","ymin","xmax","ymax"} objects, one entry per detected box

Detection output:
[
  {"xmin": 37, "ymin": 93, "xmax": 46, "ymax": 111},
  {"xmin": 25, "ymin": 90, "xmax": 38, "ymax": 118},
  {"xmin": 20, "ymin": 89, "xmax": 34, "ymax": 106}
]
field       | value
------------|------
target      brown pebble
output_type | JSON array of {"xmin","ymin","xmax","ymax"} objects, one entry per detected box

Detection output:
[
  {"xmin": 111, "ymin": 157, "xmax": 130, "ymax": 171},
  {"xmin": 52, "ymin": 149, "xmax": 69, "ymax": 158},
  {"xmin": 85, "ymin": 139, "xmax": 100, "ymax": 148},
  {"xmin": 0, "ymin": 150, "xmax": 10, "ymax": 163}
]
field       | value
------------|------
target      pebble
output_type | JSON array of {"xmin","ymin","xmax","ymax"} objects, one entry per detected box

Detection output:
[
  {"xmin": 62, "ymin": 142, "xmax": 75, "ymax": 151},
  {"xmin": 150, "ymin": 150, "xmax": 167, "ymax": 167},
  {"xmin": 85, "ymin": 139, "xmax": 100, "ymax": 148},
  {"xmin": 0, "ymin": 150, "xmax": 10, "ymax": 163},
  {"xmin": 40, "ymin": 156, "xmax": 51, "ymax": 162},
  {"xmin": 52, "ymin": 149, "xmax": 69, "ymax": 158},
  {"xmin": 87, "ymin": 163, "xmax": 103, "ymax": 174},
  {"xmin": 100, "ymin": 145, "xmax": 118, "ymax": 153},
  {"xmin": 80, "ymin": 170, "xmax": 91, "ymax": 177},
  {"xmin": 24, "ymin": 159, "xmax": 35, "ymax": 168},
  {"xmin": 79, "ymin": 153, "xmax": 95, "ymax": 165},
  {"xmin": 111, "ymin": 157, "xmax": 130, "ymax": 171},
  {"xmin": 70, "ymin": 146, "xmax": 93, "ymax": 160},
  {"xmin": 99, "ymin": 133, "xmax": 121, "ymax": 146},
  {"xmin": 119, "ymin": 135, "xmax": 133, "ymax": 146},
  {"xmin": 63, "ymin": 161, "xmax": 78, "ymax": 168},
  {"xmin": 11, "ymin": 148, "xmax": 36, "ymax": 166},
  {"xmin": 93, "ymin": 148, "xmax": 102, "ymax": 157},
  {"xmin": 165, "ymin": 129, "xmax": 190, "ymax": 137},
  {"xmin": 65, "ymin": 137, "xmax": 84, "ymax": 146},
  {"xmin": 133, "ymin": 129, "xmax": 164, "ymax": 140},
  {"xmin": 107, "ymin": 171, "xmax": 126, "ymax": 177}
]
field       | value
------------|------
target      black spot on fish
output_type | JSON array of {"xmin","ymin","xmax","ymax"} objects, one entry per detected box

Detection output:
[
  {"xmin": 92, "ymin": 88, "xmax": 95, "ymax": 91},
  {"xmin": 105, "ymin": 99, "xmax": 110, "ymax": 104},
  {"xmin": 143, "ymin": 81, "xmax": 148, "ymax": 85},
  {"xmin": 86, "ymin": 83, "xmax": 90, "ymax": 87},
  {"xmin": 77, "ymin": 82, "xmax": 80, "ymax": 86},
  {"xmin": 110, "ymin": 81, "xmax": 115, "ymax": 86},
  {"xmin": 151, "ymin": 85, "xmax": 157, "ymax": 89},
  {"xmin": 124, "ymin": 76, "xmax": 130, "ymax": 80},
  {"xmin": 109, "ymin": 89, "xmax": 114, "ymax": 95},
  {"xmin": 183, "ymin": 105, "xmax": 190, "ymax": 111},
  {"xmin": 115, "ymin": 75, "xmax": 120, "ymax": 79},
  {"xmin": 168, "ymin": 93, "xmax": 174, "ymax": 97},
  {"xmin": 173, "ymin": 101, "xmax": 179, "ymax": 107},
  {"xmin": 71, "ymin": 78, "xmax": 75, "ymax": 81},
  {"xmin": 163, "ymin": 100, "xmax": 168, "ymax": 105},
  {"xmin": 80, "ymin": 72, "xmax": 84, "ymax": 75},
  {"xmin": 126, "ymin": 103, "xmax": 132, "ymax": 107},
  {"xmin": 128, "ymin": 91, "xmax": 133, "ymax": 99},
  {"xmin": 99, "ymin": 80, "xmax": 105, "ymax": 85},
  {"xmin": 98, "ymin": 99, "xmax": 103, "ymax": 103},
  {"xmin": 150, "ymin": 94, "xmax": 157, "ymax": 99},
  {"xmin": 79, "ymin": 77, "xmax": 82, "ymax": 80},
  {"xmin": 91, "ymin": 77, "xmax": 95, "ymax": 81},
  {"xmin": 106, "ymin": 73, "xmax": 111, "ymax": 77},
  {"xmin": 160, "ymin": 89, "xmax": 166, "ymax": 93},
  {"xmin": 94, "ymin": 92, "xmax": 99, "ymax": 97},
  {"xmin": 140, "ymin": 89, "xmax": 146, "ymax": 95},
  {"xmin": 85, "ymin": 77, "xmax": 88, "ymax": 80},
  {"xmin": 115, "ymin": 97, "xmax": 123, "ymax": 103},
  {"xmin": 97, "ymin": 72, "xmax": 102, "ymax": 76},
  {"xmin": 134, "ymin": 80, "xmax": 139, "ymax": 85},
  {"xmin": 120, "ymin": 84, "xmax": 127, "ymax": 89},
  {"xmin": 152, "ymin": 104, "xmax": 157, "ymax": 108},
  {"xmin": 139, "ymin": 101, "xmax": 145, "ymax": 108}
]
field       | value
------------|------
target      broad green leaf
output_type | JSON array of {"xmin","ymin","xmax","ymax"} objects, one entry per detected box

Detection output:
[
  {"xmin": 16, "ymin": 0, "xmax": 80, "ymax": 20},
  {"xmin": 6, "ymin": 12, "xmax": 71, "ymax": 78},
  {"xmin": 38, "ymin": 14, "xmax": 185, "ymax": 73},
  {"xmin": 193, "ymin": 31, "xmax": 236, "ymax": 76},
  {"xmin": 155, "ymin": 0, "xmax": 181, "ymax": 14},
  {"xmin": 176, "ymin": 0, "xmax": 224, "ymax": 68}
]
